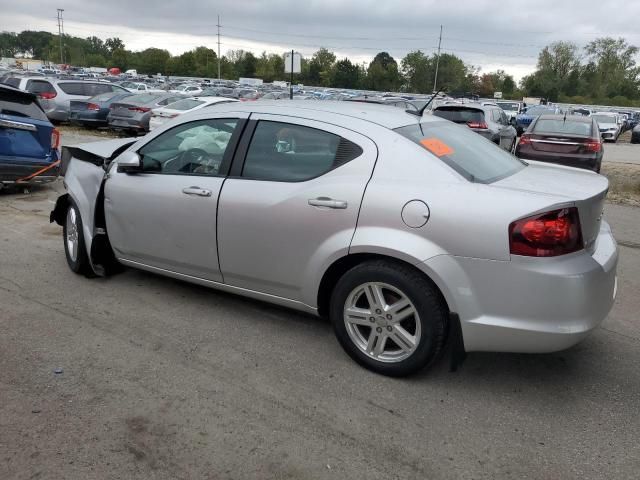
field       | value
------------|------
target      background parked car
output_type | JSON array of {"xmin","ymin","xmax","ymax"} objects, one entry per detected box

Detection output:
[
  {"xmin": 25, "ymin": 79, "xmax": 130, "ymax": 122},
  {"xmin": 118, "ymin": 81, "xmax": 164, "ymax": 93},
  {"xmin": 432, "ymin": 103, "xmax": 517, "ymax": 151},
  {"xmin": 149, "ymin": 96, "xmax": 239, "ymax": 130},
  {"xmin": 69, "ymin": 91, "xmax": 134, "ymax": 128},
  {"xmin": 591, "ymin": 113, "xmax": 621, "ymax": 142},
  {"xmin": 0, "ymin": 84, "xmax": 60, "ymax": 188},
  {"xmin": 107, "ymin": 93, "xmax": 184, "ymax": 134},
  {"xmin": 169, "ymin": 84, "xmax": 203, "ymax": 96},
  {"xmin": 515, "ymin": 105, "xmax": 561, "ymax": 135},
  {"xmin": 515, "ymin": 114, "xmax": 603, "ymax": 172},
  {"xmin": 496, "ymin": 100, "xmax": 522, "ymax": 124},
  {"xmin": 200, "ymin": 87, "xmax": 236, "ymax": 98}
]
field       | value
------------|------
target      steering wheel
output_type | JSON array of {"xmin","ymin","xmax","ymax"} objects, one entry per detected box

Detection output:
[{"xmin": 176, "ymin": 148, "xmax": 210, "ymax": 173}]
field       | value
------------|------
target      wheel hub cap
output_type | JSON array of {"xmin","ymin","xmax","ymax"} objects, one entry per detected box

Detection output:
[{"xmin": 343, "ymin": 282, "xmax": 421, "ymax": 363}]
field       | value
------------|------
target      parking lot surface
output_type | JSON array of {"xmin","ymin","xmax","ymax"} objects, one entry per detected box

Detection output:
[{"xmin": 1, "ymin": 176, "xmax": 639, "ymax": 479}]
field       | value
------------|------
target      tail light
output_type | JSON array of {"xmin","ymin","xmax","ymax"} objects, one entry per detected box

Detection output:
[
  {"xmin": 39, "ymin": 92, "xmax": 57, "ymax": 99},
  {"xmin": 51, "ymin": 128, "xmax": 61, "ymax": 150},
  {"xmin": 128, "ymin": 106, "xmax": 150, "ymax": 113},
  {"xmin": 467, "ymin": 121, "xmax": 488, "ymax": 129},
  {"xmin": 87, "ymin": 103, "xmax": 100, "ymax": 111},
  {"xmin": 509, "ymin": 207, "xmax": 583, "ymax": 257},
  {"xmin": 585, "ymin": 138, "xmax": 601, "ymax": 152},
  {"xmin": 518, "ymin": 134, "xmax": 532, "ymax": 146}
]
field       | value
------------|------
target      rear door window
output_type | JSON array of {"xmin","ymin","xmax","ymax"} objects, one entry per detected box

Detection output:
[
  {"xmin": 3, "ymin": 78, "xmax": 21, "ymax": 88},
  {"xmin": 395, "ymin": 121, "xmax": 525, "ymax": 183},
  {"xmin": 241, "ymin": 121, "xmax": 363, "ymax": 182},
  {"xmin": 58, "ymin": 82, "xmax": 86, "ymax": 95}
]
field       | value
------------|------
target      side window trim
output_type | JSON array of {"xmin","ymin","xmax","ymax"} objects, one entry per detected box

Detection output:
[{"xmin": 134, "ymin": 117, "xmax": 248, "ymax": 177}]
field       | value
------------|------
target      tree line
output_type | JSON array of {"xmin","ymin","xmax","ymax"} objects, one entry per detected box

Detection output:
[{"xmin": 1, "ymin": 30, "xmax": 639, "ymax": 106}]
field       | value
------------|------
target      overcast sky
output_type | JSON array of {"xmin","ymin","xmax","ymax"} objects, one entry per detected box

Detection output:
[{"xmin": 2, "ymin": 0, "xmax": 640, "ymax": 80}]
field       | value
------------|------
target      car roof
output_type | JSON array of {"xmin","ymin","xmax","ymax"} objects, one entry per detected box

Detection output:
[
  {"xmin": 208, "ymin": 100, "xmax": 439, "ymax": 129},
  {"xmin": 537, "ymin": 114, "xmax": 593, "ymax": 123}
]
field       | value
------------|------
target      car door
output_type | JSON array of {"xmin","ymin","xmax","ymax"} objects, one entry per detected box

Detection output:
[
  {"xmin": 217, "ymin": 114, "xmax": 377, "ymax": 303},
  {"xmin": 104, "ymin": 113, "xmax": 248, "ymax": 281}
]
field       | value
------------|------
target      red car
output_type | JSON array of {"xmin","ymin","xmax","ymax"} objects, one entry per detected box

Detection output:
[{"xmin": 515, "ymin": 114, "xmax": 603, "ymax": 173}]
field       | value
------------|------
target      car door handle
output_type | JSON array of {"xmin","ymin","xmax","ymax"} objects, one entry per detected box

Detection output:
[
  {"xmin": 308, "ymin": 197, "xmax": 348, "ymax": 209},
  {"xmin": 182, "ymin": 186, "xmax": 212, "ymax": 197}
]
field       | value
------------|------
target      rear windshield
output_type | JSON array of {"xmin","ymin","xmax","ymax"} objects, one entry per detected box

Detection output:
[
  {"xmin": 534, "ymin": 119, "xmax": 592, "ymax": 136},
  {"xmin": 498, "ymin": 102, "xmax": 520, "ymax": 110},
  {"xmin": 165, "ymin": 98, "xmax": 204, "ymax": 111},
  {"xmin": 0, "ymin": 91, "xmax": 48, "ymax": 121},
  {"xmin": 91, "ymin": 91, "xmax": 129, "ymax": 102},
  {"xmin": 524, "ymin": 106, "xmax": 554, "ymax": 116},
  {"xmin": 432, "ymin": 107, "xmax": 484, "ymax": 124},
  {"xmin": 394, "ymin": 121, "xmax": 525, "ymax": 183},
  {"xmin": 592, "ymin": 115, "xmax": 617, "ymax": 124}
]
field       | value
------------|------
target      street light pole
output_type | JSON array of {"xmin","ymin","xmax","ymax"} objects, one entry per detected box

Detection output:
[
  {"xmin": 433, "ymin": 24, "xmax": 443, "ymax": 92},
  {"xmin": 57, "ymin": 9, "xmax": 65, "ymax": 64},
  {"xmin": 217, "ymin": 15, "xmax": 221, "ymax": 80}
]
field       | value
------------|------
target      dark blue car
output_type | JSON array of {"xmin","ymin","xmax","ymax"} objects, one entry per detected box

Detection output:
[
  {"xmin": 515, "ymin": 105, "xmax": 561, "ymax": 135},
  {"xmin": 69, "ymin": 91, "xmax": 134, "ymax": 127},
  {"xmin": 0, "ymin": 84, "xmax": 60, "ymax": 188}
]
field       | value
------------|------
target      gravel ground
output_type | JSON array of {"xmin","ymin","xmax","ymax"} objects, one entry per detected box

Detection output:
[{"xmin": 1, "ymin": 177, "xmax": 639, "ymax": 479}]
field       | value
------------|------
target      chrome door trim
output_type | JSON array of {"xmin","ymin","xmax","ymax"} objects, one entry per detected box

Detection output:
[
  {"xmin": 0, "ymin": 118, "xmax": 38, "ymax": 131},
  {"xmin": 117, "ymin": 257, "xmax": 319, "ymax": 315},
  {"xmin": 531, "ymin": 139, "xmax": 581, "ymax": 145}
]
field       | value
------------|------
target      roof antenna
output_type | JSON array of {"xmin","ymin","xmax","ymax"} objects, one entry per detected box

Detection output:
[{"xmin": 407, "ymin": 87, "xmax": 446, "ymax": 117}]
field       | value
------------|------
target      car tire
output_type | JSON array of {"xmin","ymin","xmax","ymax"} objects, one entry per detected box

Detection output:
[
  {"xmin": 330, "ymin": 260, "xmax": 447, "ymax": 377},
  {"xmin": 63, "ymin": 200, "xmax": 93, "ymax": 276}
]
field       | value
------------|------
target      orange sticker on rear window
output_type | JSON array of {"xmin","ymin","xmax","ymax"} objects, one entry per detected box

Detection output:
[{"xmin": 420, "ymin": 138, "xmax": 454, "ymax": 157}]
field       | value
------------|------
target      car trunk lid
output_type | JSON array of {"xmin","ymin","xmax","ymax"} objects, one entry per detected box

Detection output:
[
  {"xmin": 492, "ymin": 162, "xmax": 608, "ymax": 252},
  {"xmin": 0, "ymin": 114, "xmax": 53, "ymax": 163},
  {"xmin": 110, "ymin": 102, "xmax": 136, "ymax": 117},
  {"xmin": 527, "ymin": 133, "xmax": 595, "ymax": 154}
]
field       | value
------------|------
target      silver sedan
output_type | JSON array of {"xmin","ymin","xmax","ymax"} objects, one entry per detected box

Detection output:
[{"xmin": 51, "ymin": 101, "xmax": 618, "ymax": 376}]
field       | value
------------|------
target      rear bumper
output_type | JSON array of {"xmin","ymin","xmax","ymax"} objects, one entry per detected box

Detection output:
[
  {"xmin": 515, "ymin": 148, "xmax": 600, "ymax": 171},
  {"xmin": 108, "ymin": 116, "xmax": 148, "ymax": 131},
  {"xmin": 0, "ymin": 161, "xmax": 60, "ymax": 184},
  {"xmin": 419, "ymin": 221, "xmax": 617, "ymax": 353},
  {"xmin": 69, "ymin": 111, "xmax": 108, "ymax": 125}
]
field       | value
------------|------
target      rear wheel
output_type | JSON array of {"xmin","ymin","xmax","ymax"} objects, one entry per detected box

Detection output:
[
  {"xmin": 330, "ymin": 261, "xmax": 447, "ymax": 377},
  {"xmin": 63, "ymin": 200, "xmax": 92, "ymax": 275}
]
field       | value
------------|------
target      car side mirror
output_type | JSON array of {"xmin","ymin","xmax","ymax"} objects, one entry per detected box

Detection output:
[{"xmin": 117, "ymin": 151, "xmax": 142, "ymax": 173}]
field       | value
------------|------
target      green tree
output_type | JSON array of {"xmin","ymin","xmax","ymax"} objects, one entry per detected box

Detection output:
[
  {"xmin": 105, "ymin": 37, "xmax": 125, "ymax": 54},
  {"xmin": 308, "ymin": 48, "xmax": 336, "ymax": 86},
  {"xmin": 401, "ymin": 50, "xmax": 432, "ymax": 93},
  {"xmin": 135, "ymin": 48, "xmax": 171, "ymax": 74},
  {"xmin": 584, "ymin": 37, "xmax": 640, "ymax": 100},
  {"xmin": 110, "ymin": 48, "xmax": 129, "ymax": 70},
  {"xmin": 0, "ymin": 32, "xmax": 19, "ymax": 57},
  {"xmin": 331, "ymin": 58, "xmax": 360, "ymax": 89},
  {"xmin": 366, "ymin": 52, "xmax": 401, "ymax": 91}
]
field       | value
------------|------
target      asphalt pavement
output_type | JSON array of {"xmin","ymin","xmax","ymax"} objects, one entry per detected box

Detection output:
[{"xmin": 1, "ymin": 178, "xmax": 639, "ymax": 479}]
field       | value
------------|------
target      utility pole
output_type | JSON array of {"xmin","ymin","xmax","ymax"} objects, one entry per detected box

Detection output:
[
  {"xmin": 433, "ymin": 24, "xmax": 442, "ymax": 92},
  {"xmin": 217, "ymin": 15, "xmax": 221, "ymax": 80},
  {"xmin": 57, "ymin": 8, "xmax": 65, "ymax": 64},
  {"xmin": 290, "ymin": 49, "xmax": 294, "ymax": 100}
]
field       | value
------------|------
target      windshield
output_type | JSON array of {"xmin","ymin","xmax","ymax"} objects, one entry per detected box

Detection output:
[
  {"xmin": 498, "ymin": 102, "xmax": 519, "ymax": 110},
  {"xmin": 165, "ymin": 98, "xmax": 204, "ymax": 111},
  {"xmin": 395, "ymin": 121, "xmax": 525, "ymax": 183}
]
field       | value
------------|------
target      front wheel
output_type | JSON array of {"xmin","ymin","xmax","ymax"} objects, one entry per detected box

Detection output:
[
  {"xmin": 330, "ymin": 261, "xmax": 447, "ymax": 377},
  {"xmin": 63, "ymin": 200, "xmax": 92, "ymax": 275}
]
